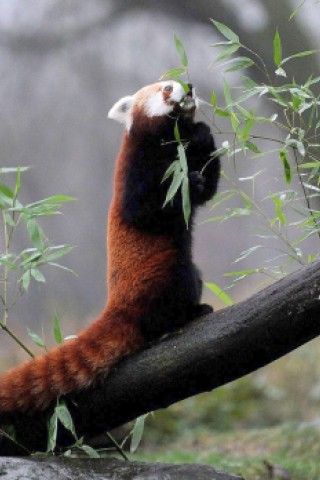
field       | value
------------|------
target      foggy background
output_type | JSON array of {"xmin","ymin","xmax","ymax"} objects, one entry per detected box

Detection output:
[{"xmin": 1, "ymin": 0, "xmax": 320, "ymax": 365}]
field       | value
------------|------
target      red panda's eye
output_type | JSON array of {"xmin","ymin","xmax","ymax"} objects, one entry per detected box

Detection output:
[{"xmin": 163, "ymin": 85, "xmax": 173, "ymax": 92}]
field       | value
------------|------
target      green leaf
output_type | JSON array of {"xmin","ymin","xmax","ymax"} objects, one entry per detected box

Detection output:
[
  {"xmin": 299, "ymin": 162, "xmax": 320, "ymax": 169},
  {"xmin": 80, "ymin": 445, "xmax": 100, "ymax": 458},
  {"xmin": 174, "ymin": 122, "xmax": 181, "ymax": 143},
  {"xmin": 178, "ymin": 144, "xmax": 188, "ymax": 174},
  {"xmin": 240, "ymin": 117, "xmax": 256, "ymax": 141},
  {"xmin": 292, "ymin": 93, "xmax": 302, "ymax": 112},
  {"xmin": 296, "ymin": 141, "xmax": 306, "ymax": 157},
  {"xmin": 0, "ymin": 255, "xmax": 18, "ymax": 270},
  {"xmin": 182, "ymin": 176, "xmax": 191, "ymax": 228},
  {"xmin": 210, "ymin": 90, "xmax": 217, "ymax": 108},
  {"xmin": 225, "ymin": 57, "xmax": 254, "ymax": 73},
  {"xmin": 270, "ymin": 194, "xmax": 286, "ymax": 226},
  {"xmin": 289, "ymin": 0, "xmax": 306, "ymax": 20},
  {"xmin": 209, "ymin": 191, "xmax": 237, "ymax": 211},
  {"xmin": 273, "ymin": 29, "xmax": 282, "ymax": 67},
  {"xmin": 162, "ymin": 161, "xmax": 180, "ymax": 183},
  {"xmin": 27, "ymin": 328, "xmax": 45, "ymax": 348},
  {"xmin": 279, "ymin": 150, "xmax": 292, "ymax": 184},
  {"xmin": 41, "ymin": 245, "xmax": 74, "ymax": 263},
  {"xmin": 47, "ymin": 262, "xmax": 77, "ymax": 276},
  {"xmin": 0, "ymin": 183, "xmax": 14, "ymax": 204},
  {"xmin": 210, "ymin": 19, "xmax": 239, "ymax": 44},
  {"xmin": 56, "ymin": 402, "xmax": 77, "ymax": 439},
  {"xmin": 47, "ymin": 411, "xmax": 58, "ymax": 452},
  {"xmin": 223, "ymin": 78, "xmax": 232, "ymax": 107},
  {"xmin": 282, "ymin": 50, "xmax": 318, "ymax": 65},
  {"xmin": 27, "ymin": 195, "xmax": 75, "ymax": 207},
  {"xmin": 174, "ymin": 34, "xmax": 188, "ymax": 67},
  {"xmin": 234, "ymin": 245, "xmax": 262, "ymax": 263},
  {"xmin": 213, "ymin": 43, "xmax": 240, "ymax": 64},
  {"xmin": 130, "ymin": 415, "xmax": 147, "ymax": 453},
  {"xmin": 21, "ymin": 270, "xmax": 31, "ymax": 291},
  {"xmin": 243, "ymin": 141, "xmax": 261, "ymax": 154},
  {"xmin": 0, "ymin": 166, "xmax": 30, "ymax": 174},
  {"xmin": 15, "ymin": 167, "xmax": 21, "ymax": 197},
  {"xmin": 214, "ymin": 108, "xmax": 231, "ymax": 117},
  {"xmin": 161, "ymin": 68, "xmax": 186, "ymax": 79},
  {"xmin": 163, "ymin": 171, "xmax": 184, "ymax": 207},
  {"xmin": 205, "ymin": 282, "xmax": 234, "ymax": 306},
  {"xmin": 27, "ymin": 219, "xmax": 43, "ymax": 250},
  {"xmin": 275, "ymin": 67, "xmax": 287, "ymax": 77},
  {"xmin": 30, "ymin": 268, "xmax": 46, "ymax": 283},
  {"xmin": 53, "ymin": 314, "xmax": 63, "ymax": 345},
  {"xmin": 224, "ymin": 269, "xmax": 259, "ymax": 277}
]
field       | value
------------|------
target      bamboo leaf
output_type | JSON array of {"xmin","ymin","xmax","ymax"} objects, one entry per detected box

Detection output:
[
  {"xmin": 53, "ymin": 314, "xmax": 63, "ymax": 345},
  {"xmin": 178, "ymin": 144, "xmax": 188, "ymax": 174},
  {"xmin": 47, "ymin": 411, "xmax": 58, "ymax": 452},
  {"xmin": 163, "ymin": 171, "xmax": 184, "ymax": 207},
  {"xmin": 282, "ymin": 50, "xmax": 318, "ymax": 65},
  {"xmin": 162, "ymin": 160, "xmax": 180, "ymax": 183},
  {"xmin": 273, "ymin": 29, "xmax": 282, "ymax": 67},
  {"xmin": 225, "ymin": 57, "xmax": 254, "ymax": 73},
  {"xmin": 210, "ymin": 19, "xmax": 239, "ymax": 44},
  {"xmin": 161, "ymin": 68, "xmax": 186, "ymax": 79},
  {"xmin": 21, "ymin": 270, "xmax": 31, "ymax": 291},
  {"xmin": 0, "ymin": 183, "xmax": 14, "ymax": 205},
  {"xmin": 279, "ymin": 150, "xmax": 292, "ymax": 184},
  {"xmin": 289, "ymin": 0, "xmax": 306, "ymax": 20},
  {"xmin": 223, "ymin": 78, "xmax": 232, "ymax": 107},
  {"xmin": 30, "ymin": 268, "xmax": 46, "ymax": 283},
  {"xmin": 224, "ymin": 269, "xmax": 259, "ymax": 277},
  {"xmin": 42, "ymin": 245, "xmax": 74, "ymax": 263},
  {"xmin": 174, "ymin": 34, "xmax": 188, "ymax": 67},
  {"xmin": 210, "ymin": 90, "xmax": 217, "ymax": 108},
  {"xmin": 174, "ymin": 122, "xmax": 181, "ymax": 143},
  {"xmin": 56, "ymin": 401, "xmax": 77, "ymax": 439},
  {"xmin": 80, "ymin": 445, "xmax": 100, "ymax": 458},
  {"xmin": 0, "ymin": 166, "xmax": 30, "ymax": 174},
  {"xmin": 205, "ymin": 282, "xmax": 234, "ymax": 306},
  {"xmin": 130, "ymin": 415, "xmax": 147, "ymax": 453},
  {"xmin": 214, "ymin": 108, "xmax": 231, "ymax": 117},
  {"xmin": 27, "ymin": 328, "xmax": 45, "ymax": 348},
  {"xmin": 213, "ymin": 43, "xmax": 240, "ymax": 64},
  {"xmin": 27, "ymin": 219, "xmax": 43, "ymax": 250},
  {"xmin": 182, "ymin": 176, "xmax": 191, "ymax": 228}
]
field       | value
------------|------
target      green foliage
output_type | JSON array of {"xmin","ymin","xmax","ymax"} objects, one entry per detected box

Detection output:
[
  {"xmin": 47, "ymin": 399, "xmax": 100, "ymax": 458},
  {"xmin": 138, "ymin": 424, "xmax": 320, "ymax": 479},
  {"xmin": 130, "ymin": 414, "xmax": 149, "ymax": 454},
  {"xmin": 162, "ymin": 122, "xmax": 191, "ymax": 227},
  {"xmin": 164, "ymin": 19, "xmax": 320, "ymax": 295},
  {"xmin": 0, "ymin": 168, "xmax": 75, "ymax": 357}
]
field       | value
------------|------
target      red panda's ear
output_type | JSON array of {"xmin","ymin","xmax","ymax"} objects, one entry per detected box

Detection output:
[{"xmin": 108, "ymin": 95, "xmax": 134, "ymax": 128}]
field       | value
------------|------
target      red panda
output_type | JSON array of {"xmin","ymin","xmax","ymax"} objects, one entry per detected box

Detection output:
[{"xmin": 0, "ymin": 80, "xmax": 220, "ymax": 415}]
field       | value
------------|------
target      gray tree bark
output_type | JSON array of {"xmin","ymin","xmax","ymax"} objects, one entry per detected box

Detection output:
[{"xmin": 1, "ymin": 259, "xmax": 320, "ymax": 455}]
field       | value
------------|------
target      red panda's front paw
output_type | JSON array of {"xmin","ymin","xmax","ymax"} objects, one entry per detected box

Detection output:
[
  {"xmin": 188, "ymin": 122, "xmax": 214, "ymax": 153},
  {"xmin": 189, "ymin": 171, "xmax": 205, "ymax": 194}
]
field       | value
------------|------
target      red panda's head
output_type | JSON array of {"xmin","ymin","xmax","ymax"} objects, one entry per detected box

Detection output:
[{"xmin": 108, "ymin": 81, "xmax": 198, "ymax": 132}]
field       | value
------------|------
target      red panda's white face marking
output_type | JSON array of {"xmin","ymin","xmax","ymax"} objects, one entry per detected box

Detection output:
[{"xmin": 108, "ymin": 81, "xmax": 197, "ymax": 131}]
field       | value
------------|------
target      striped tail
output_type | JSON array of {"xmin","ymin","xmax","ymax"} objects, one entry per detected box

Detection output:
[{"xmin": 0, "ymin": 307, "xmax": 143, "ymax": 413}]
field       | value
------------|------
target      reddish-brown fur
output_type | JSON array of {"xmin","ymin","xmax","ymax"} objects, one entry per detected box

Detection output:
[
  {"xmin": 0, "ymin": 81, "xmax": 211, "ymax": 414},
  {"xmin": 0, "ymin": 126, "xmax": 175, "ymax": 413}
]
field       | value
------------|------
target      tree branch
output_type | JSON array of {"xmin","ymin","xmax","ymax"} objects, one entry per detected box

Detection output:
[{"xmin": 1, "ymin": 259, "xmax": 320, "ymax": 455}]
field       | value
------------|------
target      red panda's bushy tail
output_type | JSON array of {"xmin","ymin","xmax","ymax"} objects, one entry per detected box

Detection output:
[{"xmin": 0, "ymin": 307, "xmax": 143, "ymax": 413}]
